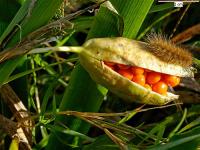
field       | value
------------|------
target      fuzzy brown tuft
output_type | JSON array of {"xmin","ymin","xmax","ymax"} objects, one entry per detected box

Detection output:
[{"xmin": 145, "ymin": 33, "xmax": 192, "ymax": 67}]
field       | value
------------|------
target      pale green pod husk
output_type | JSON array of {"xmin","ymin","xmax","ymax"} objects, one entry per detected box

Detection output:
[
  {"xmin": 79, "ymin": 37, "xmax": 193, "ymax": 105},
  {"xmin": 79, "ymin": 52, "xmax": 178, "ymax": 105},
  {"xmin": 82, "ymin": 37, "xmax": 194, "ymax": 77}
]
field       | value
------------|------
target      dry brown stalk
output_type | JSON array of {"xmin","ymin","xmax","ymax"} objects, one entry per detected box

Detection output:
[
  {"xmin": 0, "ymin": 114, "xmax": 31, "ymax": 150},
  {"xmin": 0, "ymin": 84, "xmax": 32, "ymax": 149},
  {"xmin": 172, "ymin": 23, "xmax": 200, "ymax": 44},
  {"xmin": 104, "ymin": 128, "xmax": 127, "ymax": 150}
]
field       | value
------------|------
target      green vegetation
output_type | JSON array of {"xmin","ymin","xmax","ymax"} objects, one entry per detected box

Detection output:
[{"xmin": 0, "ymin": 0, "xmax": 199, "ymax": 150}]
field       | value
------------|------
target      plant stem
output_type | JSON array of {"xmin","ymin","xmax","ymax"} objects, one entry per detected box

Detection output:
[{"xmin": 28, "ymin": 46, "xmax": 84, "ymax": 54}]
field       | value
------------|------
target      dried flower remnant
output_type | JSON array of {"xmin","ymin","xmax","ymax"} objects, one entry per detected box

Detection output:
[{"xmin": 146, "ymin": 34, "xmax": 192, "ymax": 67}]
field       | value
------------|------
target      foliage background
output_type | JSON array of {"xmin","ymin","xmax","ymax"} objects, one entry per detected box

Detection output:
[{"xmin": 0, "ymin": 0, "xmax": 199, "ymax": 150}]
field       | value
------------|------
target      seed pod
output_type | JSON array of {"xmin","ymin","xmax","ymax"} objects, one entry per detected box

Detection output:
[{"xmin": 79, "ymin": 37, "xmax": 194, "ymax": 105}]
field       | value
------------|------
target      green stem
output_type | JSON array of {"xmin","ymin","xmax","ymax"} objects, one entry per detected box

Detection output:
[
  {"xmin": 28, "ymin": 46, "xmax": 84, "ymax": 54},
  {"xmin": 168, "ymin": 108, "xmax": 187, "ymax": 139}
]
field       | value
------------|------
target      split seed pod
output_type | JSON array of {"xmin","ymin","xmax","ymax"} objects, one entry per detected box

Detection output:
[{"xmin": 79, "ymin": 37, "xmax": 194, "ymax": 105}]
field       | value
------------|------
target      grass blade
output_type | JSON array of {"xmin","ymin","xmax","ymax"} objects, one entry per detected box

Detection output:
[{"xmin": 110, "ymin": 0, "xmax": 154, "ymax": 38}]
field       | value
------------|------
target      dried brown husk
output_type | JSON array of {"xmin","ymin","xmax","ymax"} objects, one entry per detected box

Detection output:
[{"xmin": 79, "ymin": 37, "xmax": 194, "ymax": 105}]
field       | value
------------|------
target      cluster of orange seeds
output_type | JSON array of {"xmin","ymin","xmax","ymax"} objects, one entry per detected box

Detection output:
[{"xmin": 104, "ymin": 61, "xmax": 181, "ymax": 95}]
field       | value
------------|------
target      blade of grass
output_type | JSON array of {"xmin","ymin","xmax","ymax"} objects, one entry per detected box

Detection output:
[
  {"xmin": 40, "ymin": 82, "xmax": 56, "ymax": 116},
  {"xmin": 0, "ymin": 57, "xmax": 25, "ymax": 86},
  {"xmin": 118, "ymin": 105, "xmax": 144, "ymax": 124},
  {"xmin": 32, "ymin": 135, "xmax": 49, "ymax": 150},
  {"xmin": 110, "ymin": 0, "xmax": 154, "ymax": 38},
  {"xmin": 4, "ymin": 58, "xmax": 78, "ymax": 85},
  {"xmin": 178, "ymin": 117, "xmax": 200, "ymax": 134},
  {"xmin": 168, "ymin": 108, "xmax": 187, "ymax": 139},
  {"xmin": 148, "ymin": 126, "xmax": 200, "ymax": 150},
  {"xmin": 52, "ymin": 95, "xmax": 57, "ymax": 115},
  {"xmin": 47, "ymin": 124, "xmax": 95, "ymax": 142},
  {"xmin": 33, "ymin": 55, "xmax": 68, "ymax": 87}
]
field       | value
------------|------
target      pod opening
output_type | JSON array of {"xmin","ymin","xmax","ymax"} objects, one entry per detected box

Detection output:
[{"xmin": 104, "ymin": 61, "xmax": 181, "ymax": 96}]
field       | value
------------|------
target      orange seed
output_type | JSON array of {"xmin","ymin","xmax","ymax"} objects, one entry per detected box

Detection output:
[
  {"xmin": 162, "ymin": 74, "xmax": 180, "ymax": 87},
  {"xmin": 152, "ymin": 81, "xmax": 168, "ymax": 95},
  {"xmin": 118, "ymin": 69, "xmax": 133, "ymax": 80},
  {"xmin": 132, "ymin": 74, "xmax": 145, "ymax": 86},
  {"xmin": 146, "ymin": 72, "xmax": 161, "ymax": 85},
  {"xmin": 131, "ymin": 66, "xmax": 144, "ymax": 75}
]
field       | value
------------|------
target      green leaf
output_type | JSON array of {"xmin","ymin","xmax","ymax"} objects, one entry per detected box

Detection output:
[
  {"xmin": 72, "ymin": 16, "xmax": 94, "ymax": 32},
  {"xmin": 4, "ymin": 57, "xmax": 78, "ymax": 84},
  {"xmin": 0, "ymin": 57, "xmax": 24, "ymax": 86},
  {"xmin": 33, "ymin": 55, "xmax": 68, "ymax": 87},
  {"xmin": 168, "ymin": 108, "xmax": 187, "ymax": 139},
  {"xmin": 47, "ymin": 124, "xmax": 95, "ymax": 142},
  {"xmin": 110, "ymin": 0, "xmax": 154, "ymax": 38},
  {"xmin": 87, "ymin": 6, "xmax": 122, "ymax": 38},
  {"xmin": 179, "ymin": 117, "xmax": 200, "ymax": 133},
  {"xmin": 40, "ymin": 82, "xmax": 56, "ymax": 116},
  {"xmin": 83, "ymin": 135, "xmax": 119, "ymax": 150},
  {"xmin": 148, "ymin": 126, "xmax": 200, "ymax": 150},
  {"xmin": 52, "ymin": 95, "xmax": 57, "ymax": 115},
  {"xmin": 32, "ymin": 135, "xmax": 49, "ymax": 150}
]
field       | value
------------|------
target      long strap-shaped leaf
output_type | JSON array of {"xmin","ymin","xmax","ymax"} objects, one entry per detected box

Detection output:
[
  {"xmin": 111, "ymin": 0, "xmax": 154, "ymax": 38},
  {"xmin": 46, "ymin": 0, "xmax": 153, "ymax": 149}
]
